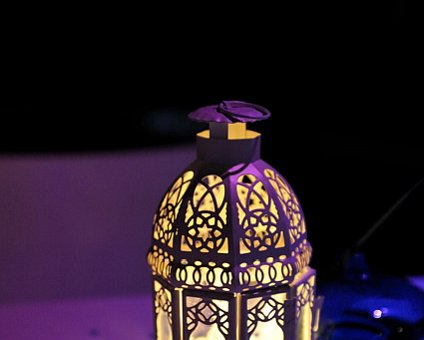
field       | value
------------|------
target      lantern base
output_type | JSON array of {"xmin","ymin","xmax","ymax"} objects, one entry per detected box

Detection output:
[{"xmin": 151, "ymin": 266, "xmax": 323, "ymax": 340}]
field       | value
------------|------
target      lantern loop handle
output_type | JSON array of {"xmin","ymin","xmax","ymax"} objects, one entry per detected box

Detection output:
[{"xmin": 217, "ymin": 101, "xmax": 271, "ymax": 123}]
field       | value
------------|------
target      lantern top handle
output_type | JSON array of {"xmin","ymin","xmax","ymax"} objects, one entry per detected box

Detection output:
[{"xmin": 188, "ymin": 100, "xmax": 271, "ymax": 124}]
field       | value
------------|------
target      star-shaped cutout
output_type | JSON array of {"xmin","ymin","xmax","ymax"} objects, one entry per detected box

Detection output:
[
  {"xmin": 254, "ymin": 224, "xmax": 268, "ymax": 240},
  {"xmin": 197, "ymin": 224, "xmax": 212, "ymax": 242}
]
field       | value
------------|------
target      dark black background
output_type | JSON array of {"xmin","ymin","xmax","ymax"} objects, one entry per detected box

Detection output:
[{"xmin": 1, "ymin": 1, "xmax": 422, "ymax": 281}]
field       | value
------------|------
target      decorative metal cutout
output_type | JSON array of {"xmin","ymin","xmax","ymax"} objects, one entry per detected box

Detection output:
[
  {"xmin": 154, "ymin": 280, "xmax": 172, "ymax": 340},
  {"xmin": 186, "ymin": 297, "xmax": 229, "ymax": 339},
  {"xmin": 175, "ymin": 260, "xmax": 233, "ymax": 291},
  {"xmin": 293, "ymin": 240, "xmax": 313, "ymax": 272},
  {"xmin": 264, "ymin": 169, "xmax": 306, "ymax": 244},
  {"xmin": 247, "ymin": 293, "xmax": 285, "ymax": 338},
  {"xmin": 296, "ymin": 278, "xmax": 315, "ymax": 317},
  {"xmin": 147, "ymin": 245, "xmax": 173, "ymax": 280},
  {"xmin": 237, "ymin": 174, "xmax": 284, "ymax": 254},
  {"xmin": 182, "ymin": 175, "xmax": 228, "ymax": 253},
  {"xmin": 153, "ymin": 171, "xmax": 194, "ymax": 247},
  {"xmin": 238, "ymin": 258, "xmax": 294, "ymax": 289},
  {"xmin": 296, "ymin": 275, "xmax": 316, "ymax": 338}
]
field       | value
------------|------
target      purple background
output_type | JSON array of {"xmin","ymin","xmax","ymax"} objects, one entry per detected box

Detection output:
[{"xmin": 0, "ymin": 145, "xmax": 195, "ymax": 303}]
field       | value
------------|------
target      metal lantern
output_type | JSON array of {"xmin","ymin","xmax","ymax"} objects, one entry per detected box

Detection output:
[{"xmin": 147, "ymin": 101, "xmax": 321, "ymax": 339}]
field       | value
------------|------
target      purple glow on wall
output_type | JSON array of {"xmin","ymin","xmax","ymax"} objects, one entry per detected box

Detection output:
[{"xmin": 0, "ymin": 146, "xmax": 195, "ymax": 303}]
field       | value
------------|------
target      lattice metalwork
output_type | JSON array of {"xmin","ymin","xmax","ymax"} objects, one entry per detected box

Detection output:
[
  {"xmin": 186, "ymin": 297, "xmax": 229, "ymax": 339},
  {"xmin": 175, "ymin": 259, "xmax": 233, "ymax": 291},
  {"xmin": 293, "ymin": 240, "xmax": 313, "ymax": 272},
  {"xmin": 295, "ymin": 274, "xmax": 316, "ymax": 339},
  {"xmin": 238, "ymin": 257, "xmax": 294, "ymax": 290},
  {"xmin": 296, "ymin": 278, "xmax": 315, "ymax": 318},
  {"xmin": 237, "ymin": 174, "xmax": 284, "ymax": 254},
  {"xmin": 153, "ymin": 170, "xmax": 194, "ymax": 247},
  {"xmin": 149, "ymin": 167, "xmax": 312, "ymax": 291},
  {"xmin": 247, "ymin": 293, "xmax": 286, "ymax": 338},
  {"xmin": 153, "ymin": 280, "xmax": 172, "ymax": 340},
  {"xmin": 264, "ymin": 168, "xmax": 306, "ymax": 243},
  {"xmin": 182, "ymin": 175, "xmax": 229, "ymax": 253},
  {"xmin": 147, "ymin": 245, "xmax": 173, "ymax": 280}
]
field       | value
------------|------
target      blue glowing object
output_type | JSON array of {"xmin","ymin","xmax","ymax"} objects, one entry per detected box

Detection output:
[{"xmin": 372, "ymin": 309, "xmax": 382, "ymax": 319}]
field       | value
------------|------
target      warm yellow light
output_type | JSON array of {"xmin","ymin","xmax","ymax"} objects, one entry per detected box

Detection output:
[
  {"xmin": 295, "ymin": 275, "xmax": 315, "ymax": 340},
  {"xmin": 186, "ymin": 297, "xmax": 229, "ymax": 340},
  {"xmin": 156, "ymin": 311, "xmax": 172, "ymax": 340},
  {"xmin": 247, "ymin": 293, "xmax": 285, "ymax": 339},
  {"xmin": 250, "ymin": 318, "xmax": 284, "ymax": 339},
  {"xmin": 198, "ymin": 129, "xmax": 260, "ymax": 140},
  {"xmin": 153, "ymin": 170, "xmax": 194, "ymax": 247},
  {"xmin": 209, "ymin": 122, "xmax": 247, "ymax": 140},
  {"xmin": 228, "ymin": 123, "xmax": 247, "ymax": 139},
  {"xmin": 154, "ymin": 281, "xmax": 172, "ymax": 340},
  {"xmin": 298, "ymin": 307, "xmax": 312, "ymax": 340},
  {"xmin": 237, "ymin": 174, "xmax": 283, "ymax": 254},
  {"xmin": 190, "ymin": 325, "xmax": 225, "ymax": 340},
  {"xmin": 182, "ymin": 175, "xmax": 228, "ymax": 254}
]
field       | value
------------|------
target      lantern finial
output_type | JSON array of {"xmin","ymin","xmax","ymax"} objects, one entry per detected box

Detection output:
[
  {"xmin": 188, "ymin": 100, "xmax": 271, "ymax": 124},
  {"xmin": 189, "ymin": 100, "xmax": 270, "ymax": 140}
]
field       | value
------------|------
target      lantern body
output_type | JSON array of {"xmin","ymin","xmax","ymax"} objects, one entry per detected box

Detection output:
[{"xmin": 148, "ymin": 102, "xmax": 320, "ymax": 339}]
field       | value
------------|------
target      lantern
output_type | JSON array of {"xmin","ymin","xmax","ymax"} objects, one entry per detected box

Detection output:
[{"xmin": 147, "ymin": 101, "xmax": 321, "ymax": 339}]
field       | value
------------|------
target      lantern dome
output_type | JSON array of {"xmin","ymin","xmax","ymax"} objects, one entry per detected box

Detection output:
[{"xmin": 148, "ymin": 102, "xmax": 312, "ymax": 293}]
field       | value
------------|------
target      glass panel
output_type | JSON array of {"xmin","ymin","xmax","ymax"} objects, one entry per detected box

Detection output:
[
  {"xmin": 297, "ymin": 305, "xmax": 312, "ymax": 340},
  {"xmin": 295, "ymin": 275, "xmax": 315, "ymax": 340},
  {"xmin": 186, "ymin": 296, "xmax": 229, "ymax": 340},
  {"xmin": 154, "ymin": 280, "xmax": 172, "ymax": 340},
  {"xmin": 247, "ymin": 292, "xmax": 286, "ymax": 339},
  {"xmin": 250, "ymin": 319, "xmax": 284, "ymax": 339}
]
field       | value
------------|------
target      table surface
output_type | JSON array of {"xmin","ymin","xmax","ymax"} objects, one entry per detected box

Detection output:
[
  {"xmin": 1, "ymin": 277, "xmax": 423, "ymax": 340},
  {"xmin": 0, "ymin": 295, "xmax": 154, "ymax": 340}
]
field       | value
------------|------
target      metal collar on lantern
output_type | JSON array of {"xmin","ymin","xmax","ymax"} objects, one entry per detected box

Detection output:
[
  {"xmin": 147, "ymin": 100, "xmax": 321, "ymax": 340},
  {"xmin": 189, "ymin": 101, "xmax": 270, "ymax": 165}
]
